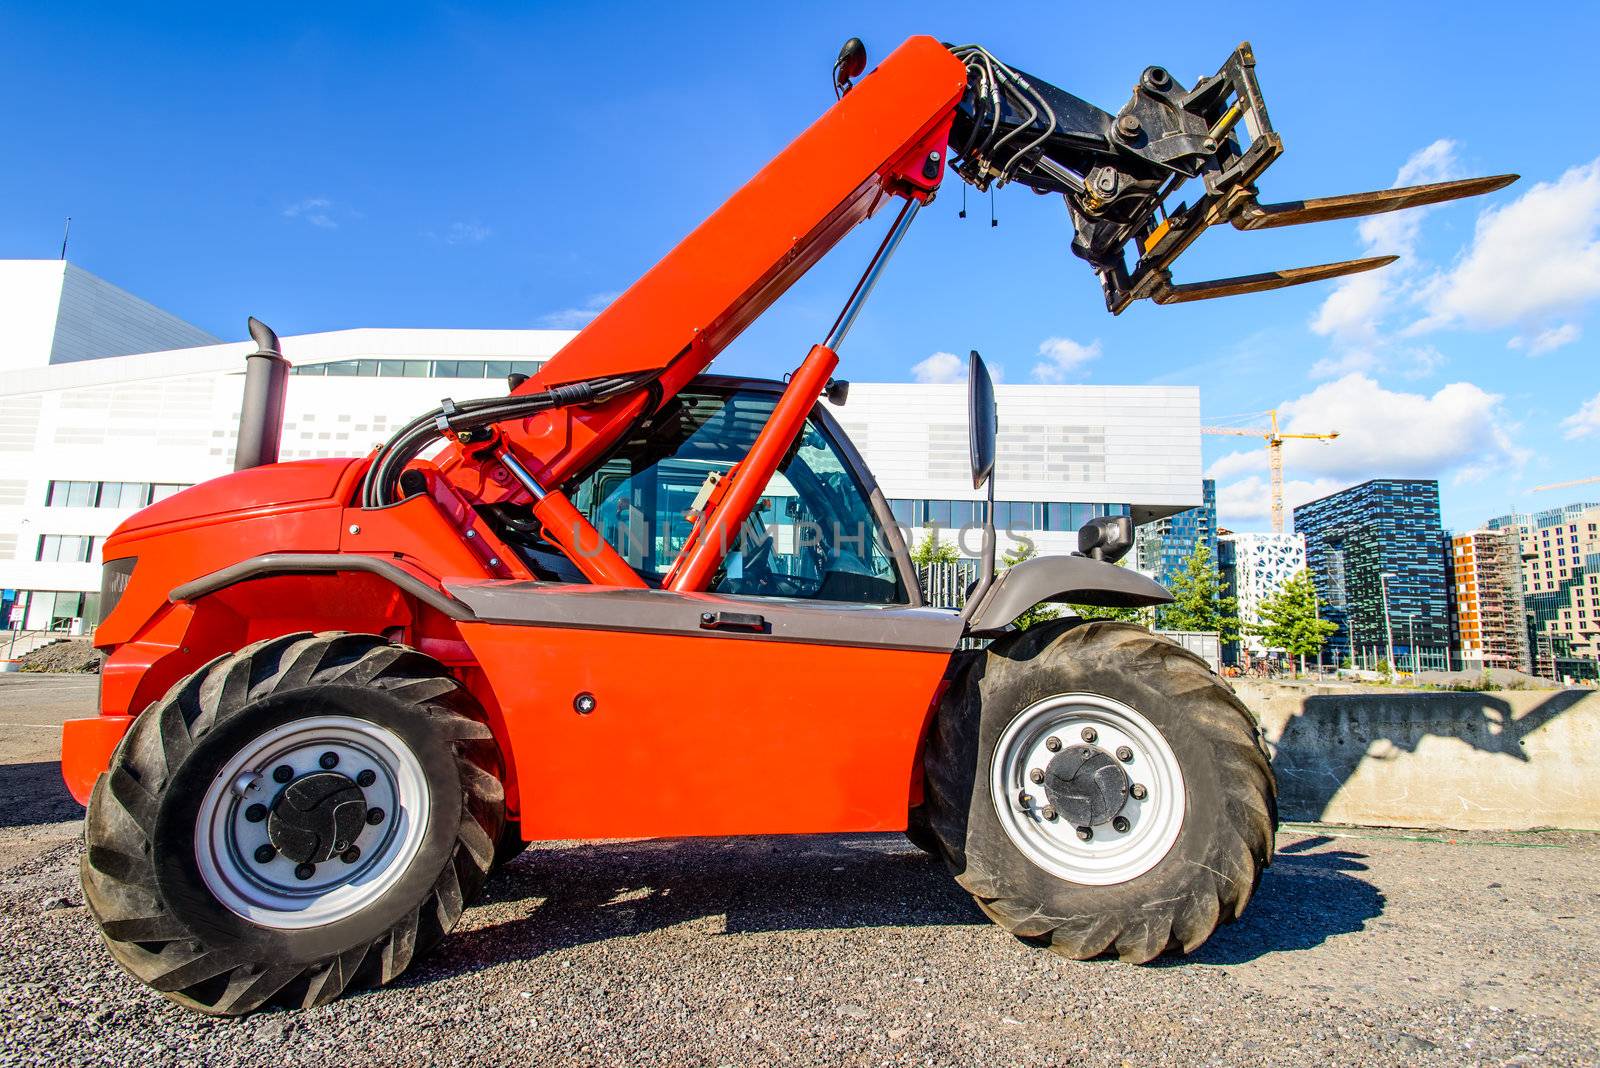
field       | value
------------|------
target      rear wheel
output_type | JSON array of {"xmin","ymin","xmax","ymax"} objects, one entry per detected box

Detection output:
[
  {"xmin": 922, "ymin": 619, "xmax": 1275, "ymax": 962},
  {"xmin": 82, "ymin": 632, "xmax": 503, "ymax": 1015}
]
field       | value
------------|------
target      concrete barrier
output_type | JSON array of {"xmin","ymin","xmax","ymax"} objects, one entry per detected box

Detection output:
[{"xmin": 1236, "ymin": 681, "xmax": 1600, "ymax": 831}]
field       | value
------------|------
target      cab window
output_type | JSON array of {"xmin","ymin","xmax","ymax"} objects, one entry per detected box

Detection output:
[{"xmin": 570, "ymin": 389, "xmax": 906, "ymax": 604}]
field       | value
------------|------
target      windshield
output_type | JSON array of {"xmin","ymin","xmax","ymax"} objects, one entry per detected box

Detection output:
[{"xmin": 570, "ymin": 389, "xmax": 906, "ymax": 603}]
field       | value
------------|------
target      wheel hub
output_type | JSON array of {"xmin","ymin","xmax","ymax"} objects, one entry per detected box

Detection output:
[
  {"xmin": 1041, "ymin": 744, "xmax": 1129, "ymax": 827},
  {"xmin": 266, "ymin": 771, "xmax": 369, "ymax": 864},
  {"xmin": 194, "ymin": 716, "xmax": 430, "ymax": 929},
  {"xmin": 989, "ymin": 692, "xmax": 1187, "ymax": 886}
]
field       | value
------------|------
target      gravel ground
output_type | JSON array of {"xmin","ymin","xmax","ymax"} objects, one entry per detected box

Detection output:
[{"xmin": 2, "ymin": 675, "xmax": 1596, "ymax": 1067}]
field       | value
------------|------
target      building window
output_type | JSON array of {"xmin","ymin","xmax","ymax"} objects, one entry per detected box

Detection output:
[
  {"xmin": 36, "ymin": 535, "xmax": 98, "ymax": 563},
  {"xmin": 291, "ymin": 358, "xmax": 544, "ymax": 379},
  {"xmin": 45, "ymin": 481, "xmax": 190, "ymax": 509}
]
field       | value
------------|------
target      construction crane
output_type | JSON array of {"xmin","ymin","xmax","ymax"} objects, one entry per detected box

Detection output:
[
  {"xmin": 1203, "ymin": 410, "xmax": 1339, "ymax": 532},
  {"xmin": 1529, "ymin": 475, "xmax": 1600, "ymax": 493}
]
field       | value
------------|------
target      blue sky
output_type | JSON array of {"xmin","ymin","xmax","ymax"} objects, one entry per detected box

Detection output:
[{"xmin": 3, "ymin": 2, "xmax": 1596, "ymax": 533}]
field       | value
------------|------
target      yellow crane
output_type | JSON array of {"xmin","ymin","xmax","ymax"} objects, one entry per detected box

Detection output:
[
  {"xmin": 1202, "ymin": 410, "xmax": 1339, "ymax": 533},
  {"xmin": 1529, "ymin": 475, "xmax": 1600, "ymax": 493}
]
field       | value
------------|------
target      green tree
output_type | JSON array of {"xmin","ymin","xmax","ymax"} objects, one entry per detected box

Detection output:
[
  {"xmin": 911, "ymin": 527, "xmax": 959, "ymax": 567},
  {"xmin": 1000, "ymin": 542, "xmax": 1061, "ymax": 630},
  {"xmin": 1156, "ymin": 544, "xmax": 1239, "ymax": 641},
  {"xmin": 1251, "ymin": 569, "xmax": 1339, "ymax": 674}
]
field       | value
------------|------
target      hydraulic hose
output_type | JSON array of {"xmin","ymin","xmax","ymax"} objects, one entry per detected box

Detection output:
[{"xmin": 359, "ymin": 372, "xmax": 652, "ymax": 508}]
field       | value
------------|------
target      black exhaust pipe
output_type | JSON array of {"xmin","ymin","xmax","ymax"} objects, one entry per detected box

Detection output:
[{"xmin": 233, "ymin": 317, "xmax": 290, "ymax": 471}]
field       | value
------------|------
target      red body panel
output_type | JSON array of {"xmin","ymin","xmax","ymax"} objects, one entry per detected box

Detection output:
[{"xmin": 461, "ymin": 621, "xmax": 949, "ymax": 837}]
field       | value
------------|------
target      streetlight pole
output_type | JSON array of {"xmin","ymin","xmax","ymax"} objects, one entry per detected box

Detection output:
[
  {"xmin": 1406, "ymin": 614, "xmax": 1417, "ymax": 673},
  {"xmin": 1379, "ymin": 571, "xmax": 1397, "ymax": 674}
]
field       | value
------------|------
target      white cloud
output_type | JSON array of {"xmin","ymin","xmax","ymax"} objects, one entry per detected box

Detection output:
[
  {"xmin": 1276, "ymin": 373, "xmax": 1528, "ymax": 481},
  {"xmin": 1211, "ymin": 373, "xmax": 1530, "ymax": 530},
  {"xmin": 1411, "ymin": 158, "xmax": 1600, "ymax": 333},
  {"xmin": 1031, "ymin": 336, "xmax": 1101, "ymax": 383},
  {"xmin": 1307, "ymin": 347, "xmax": 1377, "ymax": 378},
  {"xmin": 1309, "ymin": 140, "xmax": 1462, "ymax": 348},
  {"xmin": 446, "ymin": 222, "xmax": 492, "ymax": 245},
  {"xmin": 1216, "ymin": 475, "xmax": 1346, "ymax": 526},
  {"xmin": 911, "ymin": 351, "xmax": 965, "ymax": 383},
  {"xmin": 282, "ymin": 197, "xmax": 338, "ymax": 229},
  {"xmin": 1507, "ymin": 322, "xmax": 1580, "ymax": 355},
  {"xmin": 539, "ymin": 291, "xmax": 619, "ymax": 329},
  {"xmin": 1562, "ymin": 392, "xmax": 1600, "ymax": 440}
]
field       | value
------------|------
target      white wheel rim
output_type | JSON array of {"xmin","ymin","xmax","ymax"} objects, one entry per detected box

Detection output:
[
  {"xmin": 194, "ymin": 715, "xmax": 430, "ymax": 930},
  {"xmin": 990, "ymin": 692, "xmax": 1185, "ymax": 886}
]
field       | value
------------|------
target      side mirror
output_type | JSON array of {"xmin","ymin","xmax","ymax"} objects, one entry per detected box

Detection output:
[
  {"xmin": 1078, "ymin": 516, "xmax": 1134, "ymax": 563},
  {"xmin": 967, "ymin": 350, "xmax": 997, "ymax": 490}
]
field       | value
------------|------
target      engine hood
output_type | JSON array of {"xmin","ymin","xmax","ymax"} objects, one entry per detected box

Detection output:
[{"xmin": 108, "ymin": 457, "xmax": 367, "ymax": 543}]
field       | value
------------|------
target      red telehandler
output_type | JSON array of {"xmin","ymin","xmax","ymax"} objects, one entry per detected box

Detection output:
[{"xmin": 63, "ymin": 36, "xmax": 1512, "ymax": 1014}]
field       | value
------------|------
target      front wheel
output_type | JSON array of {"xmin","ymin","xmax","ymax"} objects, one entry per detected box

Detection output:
[
  {"xmin": 82, "ymin": 632, "xmax": 504, "ymax": 1015},
  {"xmin": 922, "ymin": 620, "xmax": 1276, "ymax": 962}
]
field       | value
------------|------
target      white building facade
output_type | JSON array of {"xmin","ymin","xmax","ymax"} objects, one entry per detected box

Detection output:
[
  {"xmin": 1221, "ymin": 531, "xmax": 1307, "ymax": 654},
  {"xmin": 1, "ymin": 265, "xmax": 1203, "ymax": 633}
]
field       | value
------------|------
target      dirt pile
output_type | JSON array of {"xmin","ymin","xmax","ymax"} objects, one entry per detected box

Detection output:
[{"xmin": 18, "ymin": 639, "xmax": 104, "ymax": 674}]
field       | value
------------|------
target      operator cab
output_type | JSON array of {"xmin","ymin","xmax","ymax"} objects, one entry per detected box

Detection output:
[{"xmin": 507, "ymin": 376, "xmax": 915, "ymax": 605}]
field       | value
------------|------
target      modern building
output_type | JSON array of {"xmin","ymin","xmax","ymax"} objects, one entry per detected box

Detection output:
[
  {"xmin": 1486, "ymin": 503, "xmax": 1600, "ymax": 680},
  {"xmin": 0, "ymin": 259, "xmax": 218, "ymax": 371},
  {"xmin": 1135, "ymin": 478, "xmax": 1217, "ymax": 585},
  {"xmin": 1450, "ymin": 528, "xmax": 1531, "ymax": 673},
  {"xmin": 839, "ymin": 383, "xmax": 1202, "ymax": 562},
  {"xmin": 1293, "ymin": 479, "xmax": 1451, "ymax": 669},
  {"xmin": 1219, "ymin": 531, "xmax": 1308, "ymax": 656},
  {"xmin": 1, "ymin": 264, "xmax": 1205, "ymax": 633}
]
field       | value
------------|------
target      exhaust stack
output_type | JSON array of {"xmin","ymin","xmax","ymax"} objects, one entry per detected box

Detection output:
[{"xmin": 233, "ymin": 317, "xmax": 289, "ymax": 471}]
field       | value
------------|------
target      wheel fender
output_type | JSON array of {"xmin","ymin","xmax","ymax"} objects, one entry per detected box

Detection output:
[{"xmin": 963, "ymin": 554, "xmax": 1172, "ymax": 636}]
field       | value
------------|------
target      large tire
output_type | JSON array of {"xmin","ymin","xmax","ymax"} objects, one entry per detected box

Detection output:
[
  {"xmin": 922, "ymin": 619, "xmax": 1276, "ymax": 963},
  {"xmin": 493, "ymin": 820, "xmax": 530, "ymax": 871},
  {"xmin": 82, "ymin": 632, "xmax": 503, "ymax": 1015}
]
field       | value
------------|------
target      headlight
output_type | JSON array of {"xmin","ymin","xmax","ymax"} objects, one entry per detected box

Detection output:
[{"xmin": 98, "ymin": 557, "xmax": 137, "ymax": 628}]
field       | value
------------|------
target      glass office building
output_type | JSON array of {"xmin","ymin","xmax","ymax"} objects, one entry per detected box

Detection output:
[
  {"xmin": 1135, "ymin": 478, "xmax": 1217, "ymax": 584},
  {"xmin": 1293, "ymin": 479, "xmax": 1451, "ymax": 668}
]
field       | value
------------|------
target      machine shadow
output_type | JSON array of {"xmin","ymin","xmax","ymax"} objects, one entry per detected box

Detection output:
[
  {"xmin": 1179, "ymin": 834, "xmax": 1385, "ymax": 965},
  {"xmin": 410, "ymin": 830, "xmax": 1384, "ymax": 987},
  {"xmin": 0, "ymin": 760, "xmax": 85, "ymax": 828},
  {"xmin": 408, "ymin": 834, "xmax": 986, "ymax": 985},
  {"xmin": 1270, "ymin": 689, "xmax": 1586, "ymax": 822}
]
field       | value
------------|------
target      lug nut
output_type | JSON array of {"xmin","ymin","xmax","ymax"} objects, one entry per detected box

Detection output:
[
  {"xmin": 1041, "ymin": 806, "xmax": 1058, "ymax": 821},
  {"xmin": 1116, "ymin": 746, "xmax": 1134, "ymax": 763},
  {"xmin": 254, "ymin": 844, "xmax": 276, "ymax": 864},
  {"xmin": 1045, "ymin": 736, "xmax": 1062, "ymax": 752},
  {"xmin": 366, "ymin": 807, "xmax": 385, "ymax": 825},
  {"xmin": 272, "ymin": 765, "xmax": 293, "ymax": 784},
  {"xmin": 1075, "ymin": 826, "xmax": 1093, "ymax": 841},
  {"xmin": 1130, "ymin": 783, "xmax": 1148, "ymax": 801},
  {"xmin": 319, "ymin": 752, "xmax": 339, "ymax": 770},
  {"xmin": 1081, "ymin": 727, "xmax": 1098, "ymax": 744},
  {"xmin": 356, "ymin": 769, "xmax": 377, "ymax": 788},
  {"xmin": 1113, "ymin": 816, "xmax": 1131, "ymax": 833},
  {"xmin": 341, "ymin": 846, "xmax": 361, "ymax": 864},
  {"xmin": 245, "ymin": 803, "xmax": 268, "ymax": 823},
  {"xmin": 1029, "ymin": 768, "xmax": 1045, "ymax": 784},
  {"xmin": 294, "ymin": 863, "xmax": 316, "ymax": 881}
]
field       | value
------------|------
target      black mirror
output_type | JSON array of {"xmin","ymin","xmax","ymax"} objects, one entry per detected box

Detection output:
[
  {"xmin": 967, "ymin": 350, "xmax": 997, "ymax": 489},
  {"xmin": 1078, "ymin": 516, "xmax": 1134, "ymax": 563}
]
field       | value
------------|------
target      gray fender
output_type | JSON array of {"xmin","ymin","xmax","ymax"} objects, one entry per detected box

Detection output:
[{"xmin": 962, "ymin": 554, "xmax": 1172, "ymax": 636}]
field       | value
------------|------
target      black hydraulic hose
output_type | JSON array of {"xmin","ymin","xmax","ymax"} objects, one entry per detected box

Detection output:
[{"xmin": 360, "ymin": 372, "xmax": 652, "ymax": 508}]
